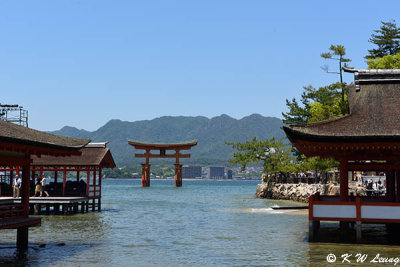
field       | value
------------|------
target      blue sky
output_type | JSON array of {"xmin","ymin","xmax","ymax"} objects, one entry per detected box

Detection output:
[{"xmin": 1, "ymin": 0, "xmax": 399, "ymax": 131}]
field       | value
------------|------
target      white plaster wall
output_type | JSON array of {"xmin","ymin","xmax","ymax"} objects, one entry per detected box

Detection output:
[
  {"xmin": 362, "ymin": 206, "xmax": 400, "ymax": 220},
  {"xmin": 313, "ymin": 204, "xmax": 356, "ymax": 218}
]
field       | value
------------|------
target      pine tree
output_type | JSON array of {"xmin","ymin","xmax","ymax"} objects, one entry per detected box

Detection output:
[
  {"xmin": 321, "ymin": 45, "xmax": 351, "ymax": 102},
  {"xmin": 366, "ymin": 20, "xmax": 400, "ymax": 59}
]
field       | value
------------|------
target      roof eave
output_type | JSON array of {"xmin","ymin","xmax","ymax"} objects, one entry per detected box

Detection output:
[
  {"xmin": 0, "ymin": 136, "xmax": 91, "ymax": 151},
  {"xmin": 284, "ymin": 126, "xmax": 400, "ymax": 144}
]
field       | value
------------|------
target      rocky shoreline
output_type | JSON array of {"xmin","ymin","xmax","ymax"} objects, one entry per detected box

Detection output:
[{"xmin": 255, "ymin": 182, "xmax": 366, "ymax": 203}]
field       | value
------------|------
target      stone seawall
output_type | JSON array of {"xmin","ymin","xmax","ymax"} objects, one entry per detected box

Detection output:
[{"xmin": 255, "ymin": 182, "xmax": 365, "ymax": 203}]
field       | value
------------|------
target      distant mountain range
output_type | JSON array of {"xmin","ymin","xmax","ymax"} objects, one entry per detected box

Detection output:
[{"xmin": 50, "ymin": 114, "xmax": 285, "ymax": 167}]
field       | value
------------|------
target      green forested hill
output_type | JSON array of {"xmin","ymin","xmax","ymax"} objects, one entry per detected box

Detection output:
[{"xmin": 50, "ymin": 114, "xmax": 285, "ymax": 167}]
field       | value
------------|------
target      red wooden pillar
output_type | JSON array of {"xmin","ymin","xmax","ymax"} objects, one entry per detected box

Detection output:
[
  {"xmin": 21, "ymin": 163, "xmax": 30, "ymax": 217},
  {"xmin": 39, "ymin": 166, "xmax": 43, "ymax": 179},
  {"xmin": 31, "ymin": 170, "xmax": 35, "ymax": 182},
  {"xmin": 339, "ymin": 158, "xmax": 348, "ymax": 201},
  {"xmin": 339, "ymin": 158, "xmax": 349, "ymax": 236},
  {"xmin": 93, "ymin": 168, "xmax": 97, "ymax": 197},
  {"xmin": 396, "ymin": 170, "xmax": 400, "ymax": 202},
  {"xmin": 174, "ymin": 164, "xmax": 182, "ymax": 187},
  {"xmin": 386, "ymin": 170, "xmax": 395, "ymax": 202},
  {"xmin": 77, "ymin": 171, "xmax": 80, "ymax": 182},
  {"xmin": 141, "ymin": 164, "xmax": 150, "ymax": 187},
  {"xmin": 62, "ymin": 167, "xmax": 66, "ymax": 196},
  {"xmin": 99, "ymin": 168, "xmax": 102, "ymax": 197},
  {"xmin": 9, "ymin": 170, "xmax": 13, "ymax": 188},
  {"xmin": 86, "ymin": 167, "xmax": 90, "ymax": 197},
  {"xmin": 93, "ymin": 168, "xmax": 96, "ymax": 186}
]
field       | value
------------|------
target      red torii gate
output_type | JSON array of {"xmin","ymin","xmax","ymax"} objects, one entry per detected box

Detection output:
[{"xmin": 128, "ymin": 140, "xmax": 197, "ymax": 187}]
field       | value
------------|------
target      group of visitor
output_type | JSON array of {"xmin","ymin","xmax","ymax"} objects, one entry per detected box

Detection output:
[
  {"xmin": 364, "ymin": 179, "xmax": 386, "ymax": 196},
  {"xmin": 12, "ymin": 174, "xmax": 51, "ymax": 198},
  {"xmin": 34, "ymin": 174, "xmax": 50, "ymax": 197}
]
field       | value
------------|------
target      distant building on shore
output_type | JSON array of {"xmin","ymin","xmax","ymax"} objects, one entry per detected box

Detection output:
[
  {"xmin": 227, "ymin": 169, "xmax": 233, "ymax": 179},
  {"xmin": 182, "ymin": 165, "xmax": 202, "ymax": 178},
  {"xmin": 208, "ymin": 166, "xmax": 225, "ymax": 179}
]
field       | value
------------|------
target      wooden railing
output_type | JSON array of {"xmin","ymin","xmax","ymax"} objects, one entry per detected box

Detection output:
[
  {"xmin": 309, "ymin": 194, "xmax": 400, "ymax": 223},
  {"xmin": 88, "ymin": 185, "xmax": 101, "ymax": 198},
  {"xmin": 0, "ymin": 204, "xmax": 25, "ymax": 222}
]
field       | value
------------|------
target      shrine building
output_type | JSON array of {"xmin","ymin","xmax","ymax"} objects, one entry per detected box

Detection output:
[{"xmin": 284, "ymin": 68, "xmax": 400, "ymax": 242}]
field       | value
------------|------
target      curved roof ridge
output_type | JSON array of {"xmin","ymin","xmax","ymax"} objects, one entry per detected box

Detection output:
[
  {"xmin": 344, "ymin": 67, "xmax": 400, "ymax": 74},
  {"xmin": 290, "ymin": 115, "xmax": 350, "ymax": 128}
]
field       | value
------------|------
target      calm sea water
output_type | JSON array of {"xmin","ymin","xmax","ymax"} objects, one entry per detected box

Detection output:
[{"xmin": 1, "ymin": 179, "xmax": 400, "ymax": 266}]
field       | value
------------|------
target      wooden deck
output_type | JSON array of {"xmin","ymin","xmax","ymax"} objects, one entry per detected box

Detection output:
[
  {"xmin": 0, "ymin": 217, "xmax": 41, "ymax": 230},
  {"xmin": 11, "ymin": 196, "xmax": 88, "ymax": 204},
  {"xmin": 0, "ymin": 197, "xmax": 99, "ymax": 215}
]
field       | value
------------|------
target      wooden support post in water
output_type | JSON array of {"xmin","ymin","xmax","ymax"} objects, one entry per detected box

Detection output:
[
  {"xmin": 16, "ymin": 227, "xmax": 29, "ymax": 251},
  {"xmin": 308, "ymin": 221, "xmax": 319, "ymax": 242},
  {"xmin": 356, "ymin": 222, "xmax": 362, "ymax": 243},
  {"xmin": 308, "ymin": 221, "xmax": 314, "ymax": 242},
  {"xmin": 340, "ymin": 221, "xmax": 349, "ymax": 240},
  {"xmin": 55, "ymin": 204, "xmax": 60, "ymax": 214},
  {"xmin": 98, "ymin": 168, "xmax": 102, "ymax": 211},
  {"xmin": 34, "ymin": 204, "xmax": 40, "ymax": 215}
]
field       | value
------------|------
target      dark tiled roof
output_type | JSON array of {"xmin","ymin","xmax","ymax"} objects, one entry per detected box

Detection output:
[
  {"xmin": 284, "ymin": 69, "xmax": 400, "ymax": 143},
  {"xmin": 31, "ymin": 147, "xmax": 116, "ymax": 168},
  {"xmin": 0, "ymin": 120, "xmax": 90, "ymax": 150}
]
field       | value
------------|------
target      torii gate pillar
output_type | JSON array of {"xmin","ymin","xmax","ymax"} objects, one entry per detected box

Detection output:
[
  {"xmin": 175, "ymin": 164, "xmax": 183, "ymax": 187},
  {"xmin": 141, "ymin": 164, "xmax": 151, "ymax": 187}
]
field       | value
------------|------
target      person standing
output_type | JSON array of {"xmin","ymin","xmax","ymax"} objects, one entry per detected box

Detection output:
[
  {"xmin": 40, "ymin": 177, "xmax": 50, "ymax": 197},
  {"xmin": 13, "ymin": 174, "xmax": 22, "ymax": 198},
  {"xmin": 34, "ymin": 175, "xmax": 41, "ymax": 197}
]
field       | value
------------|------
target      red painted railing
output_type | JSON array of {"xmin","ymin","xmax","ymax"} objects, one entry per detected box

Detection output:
[
  {"xmin": 309, "ymin": 194, "xmax": 400, "ymax": 223},
  {"xmin": 87, "ymin": 185, "xmax": 101, "ymax": 199}
]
